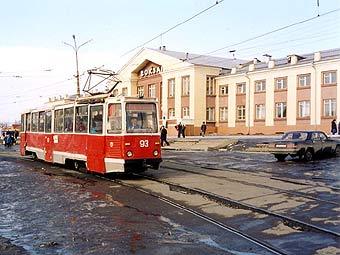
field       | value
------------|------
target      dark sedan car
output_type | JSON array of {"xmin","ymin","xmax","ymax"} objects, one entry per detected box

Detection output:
[{"xmin": 268, "ymin": 131, "xmax": 340, "ymax": 161}]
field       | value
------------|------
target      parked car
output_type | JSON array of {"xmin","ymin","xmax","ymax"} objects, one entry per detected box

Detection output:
[{"xmin": 267, "ymin": 131, "xmax": 340, "ymax": 161}]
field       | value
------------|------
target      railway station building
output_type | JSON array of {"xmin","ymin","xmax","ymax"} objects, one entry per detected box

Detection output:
[{"xmin": 116, "ymin": 47, "xmax": 340, "ymax": 136}]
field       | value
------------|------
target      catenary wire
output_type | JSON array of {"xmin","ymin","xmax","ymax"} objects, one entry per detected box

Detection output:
[{"xmin": 121, "ymin": 0, "xmax": 225, "ymax": 56}]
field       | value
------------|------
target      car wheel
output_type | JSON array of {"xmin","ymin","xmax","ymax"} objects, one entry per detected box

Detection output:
[
  {"xmin": 335, "ymin": 145, "xmax": 340, "ymax": 157},
  {"xmin": 275, "ymin": 154, "xmax": 286, "ymax": 162},
  {"xmin": 304, "ymin": 149, "xmax": 314, "ymax": 162}
]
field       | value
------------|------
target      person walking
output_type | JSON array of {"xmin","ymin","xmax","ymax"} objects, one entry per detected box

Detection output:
[
  {"xmin": 160, "ymin": 126, "xmax": 170, "ymax": 146},
  {"xmin": 181, "ymin": 124, "xmax": 186, "ymax": 138},
  {"xmin": 331, "ymin": 119, "xmax": 337, "ymax": 135},
  {"xmin": 176, "ymin": 122, "xmax": 183, "ymax": 138},
  {"xmin": 338, "ymin": 121, "xmax": 340, "ymax": 135},
  {"xmin": 200, "ymin": 121, "xmax": 207, "ymax": 137}
]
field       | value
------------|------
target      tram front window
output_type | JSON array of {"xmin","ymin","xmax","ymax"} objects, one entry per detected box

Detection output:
[{"xmin": 126, "ymin": 103, "xmax": 157, "ymax": 133}]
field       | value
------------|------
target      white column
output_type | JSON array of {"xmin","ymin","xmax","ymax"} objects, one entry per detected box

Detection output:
[
  {"xmin": 228, "ymin": 83, "xmax": 236, "ymax": 127},
  {"xmin": 287, "ymin": 75, "xmax": 297, "ymax": 125},
  {"xmin": 266, "ymin": 75, "xmax": 274, "ymax": 126}
]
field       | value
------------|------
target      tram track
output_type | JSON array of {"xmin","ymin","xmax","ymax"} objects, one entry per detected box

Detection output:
[
  {"xmin": 3, "ymin": 153, "xmax": 339, "ymax": 254},
  {"xmin": 100, "ymin": 175, "xmax": 289, "ymax": 255},
  {"xmin": 166, "ymin": 159, "xmax": 340, "ymax": 192},
  {"xmin": 133, "ymin": 172, "xmax": 340, "ymax": 238},
  {"xmin": 161, "ymin": 161, "xmax": 340, "ymax": 206}
]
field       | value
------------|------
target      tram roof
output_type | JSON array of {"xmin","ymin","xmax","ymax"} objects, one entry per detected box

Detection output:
[{"xmin": 21, "ymin": 95, "xmax": 158, "ymax": 113}]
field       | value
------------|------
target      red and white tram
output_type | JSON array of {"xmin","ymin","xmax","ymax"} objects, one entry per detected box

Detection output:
[{"xmin": 20, "ymin": 95, "xmax": 162, "ymax": 174}]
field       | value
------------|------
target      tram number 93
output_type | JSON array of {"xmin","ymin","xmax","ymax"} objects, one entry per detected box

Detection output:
[{"xmin": 139, "ymin": 140, "xmax": 149, "ymax": 148}]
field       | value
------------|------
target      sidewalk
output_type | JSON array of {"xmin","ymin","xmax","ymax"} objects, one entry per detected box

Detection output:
[{"xmin": 162, "ymin": 135, "xmax": 280, "ymax": 152}]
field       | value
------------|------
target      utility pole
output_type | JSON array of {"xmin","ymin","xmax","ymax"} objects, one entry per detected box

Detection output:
[{"xmin": 63, "ymin": 35, "xmax": 92, "ymax": 97}]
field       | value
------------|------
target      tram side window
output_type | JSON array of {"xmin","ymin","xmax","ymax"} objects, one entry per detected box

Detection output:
[
  {"xmin": 38, "ymin": 111, "xmax": 45, "ymax": 132},
  {"xmin": 126, "ymin": 103, "xmax": 158, "ymax": 133},
  {"xmin": 26, "ymin": 113, "xmax": 31, "ymax": 131},
  {"xmin": 45, "ymin": 111, "xmax": 52, "ymax": 133},
  {"xmin": 90, "ymin": 105, "xmax": 103, "ymax": 134},
  {"xmin": 64, "ymin": 107, "xmax": 74, "ymax": 133},
  {"xmin": 21, "ymin": 114, "xmax": 25, "ymax": 132},
  {"xmin": 31, "ymin": 112, "xmax": 39, "ymax": 132},
  {"xmin": 107, "ymin": 104, "xmax": 122, "ymax": 134},
  {"xmin": 75, "ymin": 105, "xmax": 88, "ymax": 133},
  {"xmin": 54, "ymin": 109, "xmax": 64, "ymax": 132}
]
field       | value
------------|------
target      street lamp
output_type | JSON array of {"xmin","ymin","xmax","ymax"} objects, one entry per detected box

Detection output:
[{"xmin": 63, "ymin": 35, "xmax": 92, "ymax": 97}]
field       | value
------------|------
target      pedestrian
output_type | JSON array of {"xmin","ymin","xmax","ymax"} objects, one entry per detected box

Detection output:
[
  {"xmin": 181, "ymin": 124, "xmax": 186, "ymax": 138},
  {"xmin": 338, "ymin": 121, "xmax": 340, "ymax": 135},
  {"xmin": 176, "ymin": 122, "xmax": 183, "ymax": 138},
  {"xmin": 331, "ymin": 119, "xmax": 337, "ymax": 135},
  {"xmin": 200, "ymin": 121, "xmax": 207, "ymax": 137},
  {"xmin": 14, "ymin": 129, "xmax": 19, "ymax": 140},
  {"xmin": 160, "ymin": 126, "xmax": 170, "ymax": 146}
]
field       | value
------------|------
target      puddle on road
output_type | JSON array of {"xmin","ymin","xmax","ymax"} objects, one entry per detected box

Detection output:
[{"xmin": 159, "ymin": 216, "xmax": 260, "ymax": 255}]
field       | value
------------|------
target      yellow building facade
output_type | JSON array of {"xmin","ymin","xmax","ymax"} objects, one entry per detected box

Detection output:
[{"xmin": 116, "ymin": 47, "xmax": 340, "ymax": 135}]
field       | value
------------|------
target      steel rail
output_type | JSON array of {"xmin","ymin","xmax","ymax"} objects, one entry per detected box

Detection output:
[
  {"xmin": 135, "ymin": 173, "xmax": 340, "ymax": 238},
  {"xmin": 100, "ymin": 175, "xmax": 288, "ymax": 255},
  {"xmin": 161, "ymin": 162, "xmax": 340, "ymax": 206}
]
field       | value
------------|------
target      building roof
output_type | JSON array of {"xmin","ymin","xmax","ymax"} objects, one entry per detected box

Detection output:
[
  {"xmin": 227, "ymin": 48, "xmax": 340, "ymax": 75},
  {"xmin": 149, "ymin": 48, "xmax": 248, "ymax": 69}
]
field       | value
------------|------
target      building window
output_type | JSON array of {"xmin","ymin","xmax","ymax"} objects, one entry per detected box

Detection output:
[
  {"xmin": 148, "ymin": 84, "xmax": 156, "ymax": 98},
  {"xmin": 122, "ymin": 87, "xmax": 128, "ymax": 96},
  {"xmin": 323, "ymin": 71, "xmax": 337, "ymax": 85},
  {"xmin": 168, "ymin": 79, "xmax": 175, "ymax": 97},
  {"xmin": 298, "ymin": 101, "xmax": 310, "ymax": 118},
  {"xmin": 255, "ymin": 80, "xmax": 266, "ymax": 92},
  {"xmin": 168, "ymin": 108, "xmax": 175, "ymax": 118},
  {"xmin": 206, "ymin": 107, "xmax": 215, "ymax": 121},
  {"xmin": 236, "ymin": 83, "xmax": 246, "ymax": 94},
  {"xmin": 323, "ymin": 99, "xmax": 336, "ymax": 117},
  {"xmin": 298, "ymin": 74, "xmax": 311, "ymax": 87},
  {"xmin": 220, "ymin": 85, "xmax": 228, "ymax": 95},
  {"xmin": 182, "ymin": 107, "xmax": 190, "ymax": 118},
  {"xmin": 219, "ymin": 107, "xmax": 228, "ymax": 121},
  {"xmin": 255, "ymin": 104, "xmax": 266, "ymax": 120},
  {"xmin": 237, "ymin": 105, "xmax": 246, "ymax": 120},
  {"xmin": 206, "ymin": 76, "xmax": 216, "ymax": 96},
  {"xmin": 182, "ymin": 76, "xmax": 190, "ymax": 96},
  {"xmin": 275, "ymin": 102, "xmax": 287, "ymax": 118},
  {"xmin": 275, "ymin": 77, "xmax": 287, "ymax": 90},
  {"xmin": 137, "ymin": 86, "xmax": 144, "ymax": 97}
]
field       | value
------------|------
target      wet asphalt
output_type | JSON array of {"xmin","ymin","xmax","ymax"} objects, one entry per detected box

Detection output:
[{"xmin": 0, "ymin": 145, "xmax": 279, "ymax": 255}]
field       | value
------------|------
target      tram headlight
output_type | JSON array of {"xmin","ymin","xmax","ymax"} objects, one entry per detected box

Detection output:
[
  {"xmin": 126, "ymin": 151, "xmax": 133, "ymax": 157},
  {"xmin": 153, "ymin": 150, "xmax": 159, "ymax": 156}
]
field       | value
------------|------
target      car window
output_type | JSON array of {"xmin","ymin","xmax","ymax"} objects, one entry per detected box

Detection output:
[
  {"xmin": 311, "ymin": 133, "xmax": 320, "ymax": 140},
  {"xmin": 282, "ymin": 132, "xmax": 308, "ymax": 140},
  {"xmin": 319, "ymin": 133, "xmax": 327, "ymax": 141}
]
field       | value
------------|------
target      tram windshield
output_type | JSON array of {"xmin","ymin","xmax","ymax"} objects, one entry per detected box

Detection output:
[{"xmin": 126, "ymin": 103, "xmax": 157, "ymax": 133}]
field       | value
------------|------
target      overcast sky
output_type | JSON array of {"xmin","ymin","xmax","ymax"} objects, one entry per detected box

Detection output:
[{"xmin": 0, "ymin": 0, "xmax": 339, "ymax": 123}]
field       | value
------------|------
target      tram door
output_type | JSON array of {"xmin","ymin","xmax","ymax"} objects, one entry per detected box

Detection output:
[
  {"xmin": 44, "ymin": 135, "xmax": 53, "ymax": 162},
  {"xmin": 86, "ymin": 105, "xmax": 105, "ymax": 173},
  {"xmin": 44, "ymin": 111, "xmax": 53, "ymax": 162}
]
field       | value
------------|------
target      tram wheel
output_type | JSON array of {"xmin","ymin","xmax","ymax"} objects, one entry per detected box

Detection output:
[
  {"xmin": 73, "ymin": 160, "xmax": 80, "ymax": 171},
  {"xmin": 31, "ymin": 152, "xmax": 37, "ymax": 160}
]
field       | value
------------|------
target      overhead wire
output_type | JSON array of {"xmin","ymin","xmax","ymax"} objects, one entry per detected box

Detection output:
[
  {"xmin": 121, "ymin": 0, "xmax": 225, "ymax": 56},
  {"xmin": 2, "ymin": 5, "xmax": 340, "ymax": 107}
]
